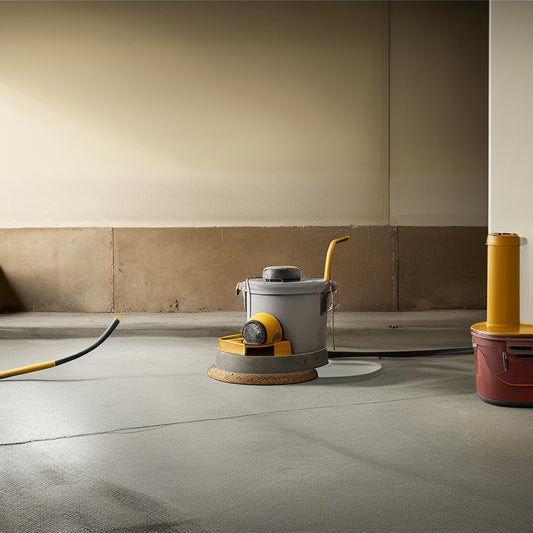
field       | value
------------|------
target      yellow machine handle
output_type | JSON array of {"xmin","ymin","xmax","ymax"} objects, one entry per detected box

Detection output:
[{"xmin": 324, "ymin": 235, "xmax": 350, "ymax": 281}]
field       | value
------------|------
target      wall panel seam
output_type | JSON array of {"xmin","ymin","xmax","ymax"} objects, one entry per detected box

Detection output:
[
  {"xmin": 393, "ymin": 225, "xmax": 399, "ymax": 312},
  {"xmin": 387, "ymin": 0, "xmax": 391, "ymax": 226},
  {"xmin": 112, "ymin": 227, "xmax": 115, "ymax": 313}
]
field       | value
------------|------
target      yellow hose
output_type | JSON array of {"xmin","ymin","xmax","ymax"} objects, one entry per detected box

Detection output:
[{"xmin": 0, "ymin": 360, "xmax": 56, "ymax": 380}]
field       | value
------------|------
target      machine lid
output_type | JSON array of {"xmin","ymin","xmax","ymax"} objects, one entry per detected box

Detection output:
[
  {"xmin": 262, "ymin": 266, "xmax": 301, "ymax": 282},
  {"xmin": 236, "ymin": 277, "xmax": 334, "ymax": 296}
]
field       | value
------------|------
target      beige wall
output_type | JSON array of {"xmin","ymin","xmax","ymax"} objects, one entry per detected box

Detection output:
[
  {"xmin": 490, "ymin": 1, "xmax": 533, "ymax": 323},
  {"xmin": 0, "ymin": 1, "xmax": 489, "ymax": 312},
  {"xmin": 0, "ymin": 1, "xmax": 389, "ymax": 227},
  {"xmin": 0, "ymin": 1, "xmax": 487, "ymax": 229},
  {"xmin": 390, "ymin": 1, "xmax": 488, "ymax": 226}
]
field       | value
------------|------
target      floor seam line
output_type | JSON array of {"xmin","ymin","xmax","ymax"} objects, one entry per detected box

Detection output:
[{"xmin": 0, "ymin": 391, "xmax": 476, "ymax": 448}]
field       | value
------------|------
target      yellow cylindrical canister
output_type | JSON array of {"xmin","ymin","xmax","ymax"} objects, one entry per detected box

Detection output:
[{"xmin": 486, "ymin": 233, "xmax": 521, "ymax": 327}]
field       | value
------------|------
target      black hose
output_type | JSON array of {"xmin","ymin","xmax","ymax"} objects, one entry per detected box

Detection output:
[
  {"xmin": 328, "ymin": 346, "xmax": 473, "ymax": 358},
  {"xmin": 0, "ymin": 317, "xmax": 121, "ymax": 379},
  {"xmin": 55, "ymin": 316, "xmax": 121, "ymax": 366}
]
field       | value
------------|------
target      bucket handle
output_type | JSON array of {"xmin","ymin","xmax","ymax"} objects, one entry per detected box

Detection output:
[{"xmin": 324, "ymin": 235, "xmax": 350, "ymax": 281}]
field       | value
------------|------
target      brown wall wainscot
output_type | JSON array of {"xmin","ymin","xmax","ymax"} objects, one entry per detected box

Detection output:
[{"xmin": 0, "ymin": 226, "xmax": 486, "ymax": 313}]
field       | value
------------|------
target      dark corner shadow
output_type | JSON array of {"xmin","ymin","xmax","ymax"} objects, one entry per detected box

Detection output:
[{"xmin": 0, "ymin": 266, "xmax": 25, "ymax": 313}]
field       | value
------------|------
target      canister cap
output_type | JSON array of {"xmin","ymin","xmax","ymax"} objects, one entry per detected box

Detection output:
[
  {"xmin": 486, "ymin": 233, "xmax": 521, "ymax": 247},
  {"xmin": 262, "ymin": 266, "xmax": 301, "ymax": 282}
]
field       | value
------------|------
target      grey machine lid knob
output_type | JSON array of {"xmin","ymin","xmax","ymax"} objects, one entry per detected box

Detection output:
[{"xmin": 262, "ymin": 266, "xmax": 301, "ymax": 282}]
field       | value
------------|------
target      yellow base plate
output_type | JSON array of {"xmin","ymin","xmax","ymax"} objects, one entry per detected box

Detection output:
[{"xmin": 217, "ymin": 334, "xmax": 292, "ymax": 356}]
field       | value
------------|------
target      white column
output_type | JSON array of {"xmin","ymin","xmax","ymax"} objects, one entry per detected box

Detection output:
[{"xmin": 490, "ymin": 0, "xmax": 533, "ymax": 323}]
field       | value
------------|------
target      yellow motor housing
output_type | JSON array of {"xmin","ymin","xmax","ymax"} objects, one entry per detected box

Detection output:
[{"xmin": 242, "ymin": 313, "xmax": 283, "ymax": 345}]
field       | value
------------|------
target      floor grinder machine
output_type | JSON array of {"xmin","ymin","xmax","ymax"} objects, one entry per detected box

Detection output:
[{"xmin": 207, "ymin": 236, "xmax": 349, "ymax": 385}]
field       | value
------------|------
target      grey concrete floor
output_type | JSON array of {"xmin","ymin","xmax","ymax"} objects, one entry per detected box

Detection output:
[{"xmin": 2, "ymin": 310, "xmax": 533, "ymax": 532}]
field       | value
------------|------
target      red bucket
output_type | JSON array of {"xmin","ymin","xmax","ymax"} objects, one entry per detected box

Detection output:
[{"xmin": 472, "ymin": 329, "xmax": 533, "ymax": 406}]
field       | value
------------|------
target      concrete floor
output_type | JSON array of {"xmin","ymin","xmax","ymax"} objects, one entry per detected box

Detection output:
[{"xmin": 2, "ymin": 310, "xmax": 533, "ymax": 532}]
